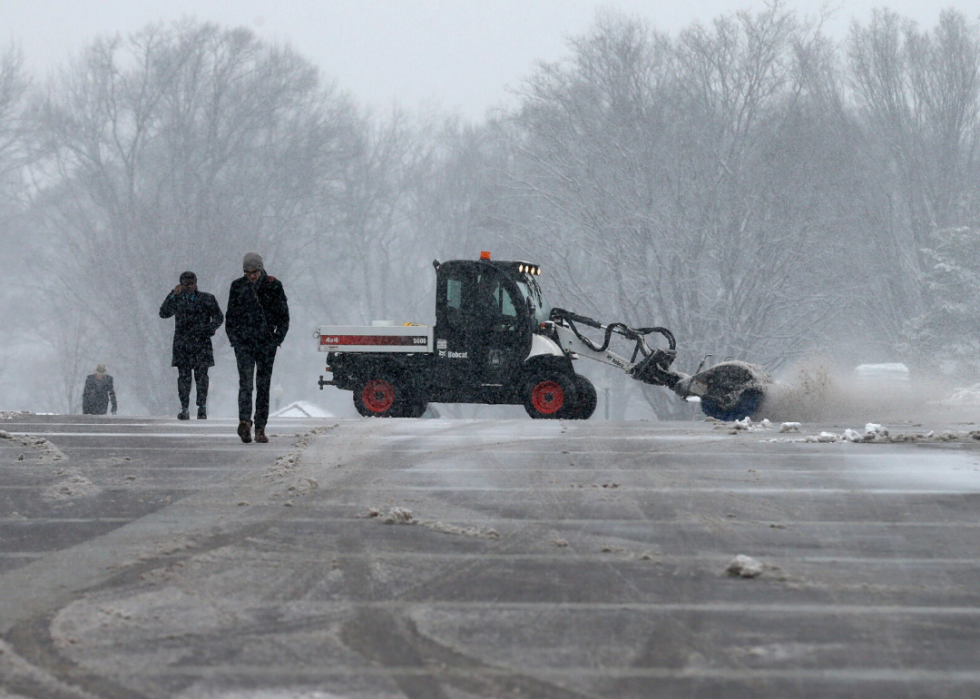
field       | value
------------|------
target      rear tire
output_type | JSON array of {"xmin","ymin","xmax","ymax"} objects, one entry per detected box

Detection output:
[
  {"xmin": 523, "ymin": 372, "xmax": 576, "ymax": 419},
  {"xmin": 354, "ymin": 375, "xmax": 405, "ymax": 418}
]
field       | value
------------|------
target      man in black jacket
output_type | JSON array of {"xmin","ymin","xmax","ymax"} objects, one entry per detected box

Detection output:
[
  {"xmin": 159, "ymin": 271, "xmax": 224, "ymax": 420},
  {"xmin": 225, "ymin": 252, "xmax": 289, "ymax": 443},
  {"xmin": 82, "ymin": 363, "xmax": 117, "ymax": 415}
]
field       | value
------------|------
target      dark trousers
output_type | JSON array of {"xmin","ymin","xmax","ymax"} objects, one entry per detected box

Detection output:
[
  {"xmin": 177, "ymin": 366, "xmax": 209, "ymax": 409},
  {"xmin": 235, "ymin": 346, "xmax": 277, "ymax": 428}
]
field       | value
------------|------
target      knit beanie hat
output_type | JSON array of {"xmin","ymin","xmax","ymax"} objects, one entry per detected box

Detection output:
[
  {"xmin": 179, "ymin": 271, "xmax": 197, "ymax": 283},
  {"xmin": 243, "ymin": 252, "xmax": 264, "ymax": 271}
]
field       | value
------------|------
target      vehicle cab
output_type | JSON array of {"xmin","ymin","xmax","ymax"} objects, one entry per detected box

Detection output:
[{"xmin": 431, "ymin": 253, "xmax": 555, "ymax": 401}]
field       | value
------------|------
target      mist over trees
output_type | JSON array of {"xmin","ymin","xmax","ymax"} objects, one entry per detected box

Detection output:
[{"xmin": 2, "ymin": 6, "xmax": 979, "ymax": 418}]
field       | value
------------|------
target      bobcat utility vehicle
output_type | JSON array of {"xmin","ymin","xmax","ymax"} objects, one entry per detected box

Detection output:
[{"xmin": 317, "ymin": 252, "xmax": 771, "ymax": 420}]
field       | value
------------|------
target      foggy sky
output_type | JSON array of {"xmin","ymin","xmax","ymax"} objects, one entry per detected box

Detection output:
[{"xmin": 3, "ymin": 0, "xmax": 970, "ymax": 121}]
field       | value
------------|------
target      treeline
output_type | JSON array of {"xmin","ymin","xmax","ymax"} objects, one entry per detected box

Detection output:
[{"xmin": 1, "ymin": 6, "xmax": 979, "ymax": 417}]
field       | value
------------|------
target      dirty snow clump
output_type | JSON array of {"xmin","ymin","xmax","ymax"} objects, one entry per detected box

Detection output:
[
  {"xmin": 0, "ymin": 411, "xmax": 34, "ymax": 420},
  {"xmin": 42, "ymin": 470, "xmax": 99, "ymax": 500},
  {"xmin": 803, "ymin": 431, "xmax": 842, "ymax": 443},
  {"xmin": 718, "ymin": 417, "xmax": 774, "ymax": 434},
  {"xmin": 863, "ymin": 423, "xmax": 889, "ymax": 442},
  {"xmin": 364, "ymin": 507, "xmax": 418, "ymax": 525},
  {"xmin": 726, "ymin": 554, "xmax": 764, "ymax": 578},
  {"xmin": 425, "ymin": 521, "xmax": 500, "ymax": 539},
  {"xmin": 1, "ymin": 431, "xmax": 68, "ymax": 462},
  {"xmin": 364, "ymin": 506, "xmax": 500, "ymax": 538},
  {"xmin": 263, "ymin": 451, "xmax": 318, "ymax": 498}
]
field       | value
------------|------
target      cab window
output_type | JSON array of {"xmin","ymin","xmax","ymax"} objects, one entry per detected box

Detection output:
[
  {"xmin": 477, "ymin": 272, "xmax": 519, "ymax": 328},
  {"xmin": 495, "ymin": 282, "xmax": 518, "ymax": 317},
  {"xmin": 440, "ymin": 271, "xmax": 473, "ymax": 330},
  {"xmin": 447, "ymin": 279, "xmax": 463, "ymax": 310}
]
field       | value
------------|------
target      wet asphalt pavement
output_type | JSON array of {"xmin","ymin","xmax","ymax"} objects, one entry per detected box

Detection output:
[{"xmin": 2, "ymin": 412, "xmax": 980, "ymax": 698}]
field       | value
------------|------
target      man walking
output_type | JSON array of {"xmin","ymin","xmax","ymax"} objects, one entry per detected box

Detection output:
[
  {"xmin": 82, "ymin": 363, "xmax": 117, "ymax": 415},
  {"xmin": 159, "ymin": 271, "xmax": 224, "ymax": 420},
  {"xmin": 225, "ymin": 252, "xmax": 289, "ymax": 443}
]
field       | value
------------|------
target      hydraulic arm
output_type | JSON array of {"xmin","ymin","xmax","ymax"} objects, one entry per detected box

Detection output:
[{"xmin": 547, "ymin": 308, "xmax": 772, "ymax": 421}]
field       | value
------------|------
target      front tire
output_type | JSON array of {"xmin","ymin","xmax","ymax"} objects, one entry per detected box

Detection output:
[
  {"xmin": 564, "ymin": 374, "xmax": 597, "ymax": 420},
  {"xmin": 523, "ymin": 372, "xmax": 576, "ymax": 419}
]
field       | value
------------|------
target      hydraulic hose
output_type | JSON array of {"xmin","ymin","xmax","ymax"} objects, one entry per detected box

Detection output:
[{"xmin": 549, "ymin": 308, "xmax": 676, "ymax": 355}]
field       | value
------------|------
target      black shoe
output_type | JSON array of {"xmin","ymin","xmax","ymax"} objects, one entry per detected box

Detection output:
[
  {"xmin": 237, "ymin": 420, "xmax": 252, "ymax": 443},
  {"xmin": 254, "ymin": 426, "xmax": 268, "ymax": 443},
  {"xmin": 178, "ymin": 410, "xmax": 190, "ymax": 420},
  {"xmin": 197, "ymin": 407, "xmax": 207, "ymax": 420}
]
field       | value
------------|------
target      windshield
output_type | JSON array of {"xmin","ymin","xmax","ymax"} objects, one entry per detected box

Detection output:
[{"xmin": 515, "ymin": 275, "xmax": 551, "ymax": 324}]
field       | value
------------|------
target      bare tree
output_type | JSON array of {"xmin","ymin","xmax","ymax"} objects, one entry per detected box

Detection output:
[
  {"xmin": 503, "ymin": 7, "xmax": 855, "ymax": 416},
  {"xmin": 848, "ymin": 9, "xmax": 980, "ymax": 347},
  {"xmin": 0, "ymin": 44, "xmax": 33, "ymax": 404},
  {"xmin": 297, "ymin": 106, "xmax": 458, "ymax": 328},
  {"xmin": 29, "ymin": 20, "xmax": 354, "ymax": 414}
]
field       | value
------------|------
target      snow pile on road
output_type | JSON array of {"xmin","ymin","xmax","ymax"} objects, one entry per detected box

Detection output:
[
  {"xmin": 711, "ymin": 415, "xmax": 979, "ymax": 445},
  {"xmin": 790, "ymin": 423, "xmax": 963, "ymax": 444},
  {"xmin": 714, "ymin": 417, "xmax": 810, "ymax": 435},
  {"xmin": 42, "ymin": 469, "xmax": 99, "ymax": 500},
  {"xmin": 732, "ymin": 418, "xmax": 973, "ymax": 444},
  {"xmin": 426, "ymin": 521, "xmax": 500, "ymax": 539},
  {"xmin": 712, "ymin": 417, "xmax": 775, "ymax": 434},
  {"xmin": 259, "ymin": 426, "xmax": 333, "ymax": 502},
  {"xmin": 263, "ymin": 451, "xmax": 319, "ymax": 500},
  {"xmin": 0, "ymin": 410, "xmax": 33, "ymax": 420},
  {"xmin": 726, "ymin": 554, "xmax": 764, "ymax": 578},
  {"xmin": 290, "ymin": 424, "xmax": 336, "ymax": 449},
  {"xmin": 803, "ymin": 431, "xmax": 848, "ymax": 443},
  {"xmin": 366, "ymin": 506, "xmax": 418, "ymax": 524},
  {"xmin": 364, "ymin": 506, "xmax": 500, "ymax": 538},
  {"xmin": 1, "ymin": 430, "xmax": 68, "ymax": 462}
]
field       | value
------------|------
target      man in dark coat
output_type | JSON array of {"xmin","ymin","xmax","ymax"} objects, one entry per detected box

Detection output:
[
  {"xmin": 225, "ymin": 252, "xmax": 289, "ymax": 443},
  {"xmin": 82, "ymin": 364, "xmax": 117, "ymax": 415},
  {"xmin": 159, "ymin": 271, "xmax": 224, "ymax": 420}
]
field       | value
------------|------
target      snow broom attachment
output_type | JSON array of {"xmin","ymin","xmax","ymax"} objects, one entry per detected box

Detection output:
[{"xmin": 673, "ymin": 360, "xmax": 773, "ymax": 421}]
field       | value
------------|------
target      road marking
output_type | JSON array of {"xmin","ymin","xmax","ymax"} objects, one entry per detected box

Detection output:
[
  {"xmin": 340, "ymin": 485, "xmax": 980, "ymax": 494},
  {"xmin": 124, "ymin": 666, "xmax": 980, "ymax": 682},
  {"xmin": 140, "ymin": 668, "xmax": 980, "ymax": 684},
  {"xmin": 275, "ymin": 515, "xmax": 980, "ymax": 529},
  {"xmin": 5, "ymin": 431, "xmax": 246, "ymax": 439}
]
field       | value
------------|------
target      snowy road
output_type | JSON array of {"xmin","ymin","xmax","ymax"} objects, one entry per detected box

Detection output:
[{"xmin": 2, "ymin": 414, "xmax": 980, "ymax": 698}]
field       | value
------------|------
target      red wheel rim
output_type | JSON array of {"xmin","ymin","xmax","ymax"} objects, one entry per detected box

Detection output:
[
  {"xmin": 531, "ymin": 380, "xmax": 564, "ymax": 414},
  {"xmin": 362, "ymin": 379, "xmax": 395, "ymax": 413}
]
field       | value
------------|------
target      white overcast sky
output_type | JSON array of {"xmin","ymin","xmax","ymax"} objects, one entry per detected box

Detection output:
[{"xmin": 2, "ymin": 1, "xmax": 975, "ymax": 121}]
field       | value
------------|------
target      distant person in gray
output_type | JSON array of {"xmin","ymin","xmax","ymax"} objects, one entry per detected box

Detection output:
[
  {"xmin": 225, "ymin": 252, "xmax": 289, "ymax": 444},
  {"xmin": 82, "ymin": 364, "xmax": 117, "ymax": 415},
  {"xmin": 159, "ymin": 271, "xmax": 224, "ymax": 420}
]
